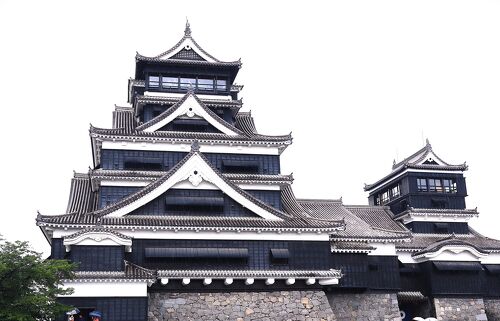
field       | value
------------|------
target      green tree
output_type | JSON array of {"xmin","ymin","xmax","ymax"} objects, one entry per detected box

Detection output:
[{"xmin": 0, "ymin": 240, "xmax": 76, "ymax": 321}]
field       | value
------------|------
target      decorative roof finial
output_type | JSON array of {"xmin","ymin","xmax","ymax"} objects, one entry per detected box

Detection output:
[
  {"xmin": 425, "ymin": 138, "xmax": 430, "ymax": 146},
  {"xmin": 184, "ymin": 18, "xmax": 192, "ymax": 37},
  {"xmin": 393, "ymin": 159, "xmax": 396, "ymax": 166},
  {"xmin": 191, "ymin": 140, "xmax": 200, "ymax": 152}
]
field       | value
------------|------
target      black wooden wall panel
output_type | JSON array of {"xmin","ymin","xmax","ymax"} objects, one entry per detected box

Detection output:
[
  {"xmin": 129, "ymin": 189, "xmax": 263, "ymax": 217},
  {"xmin": 51, "ymin": 238, "xmax": 67, "ymax": 259},
  {"xmin": 70, "ymin": 245, "xmax": 124, "ymax": 271},
  {"xmin": 100, "ymin": 150, "xmax": 281, "ymax": 174},
  {"xmin": 99, "ymin": 186, "xmax": 281, "ymax": 212},
  {"xmin": 330, "ymin": 253, "xmax": 369, "ymax": 288},
  {"xmin": 406, "ymin": 222, "xmax": 469, "ymax": 234},
  {"xmin": 99, "ymin": 186, "xmax": 141, "ymax": 208},
  {"xmin": 367, "ymin": 256, "xmax": 401, "ymax": 290},
  {"xmin": 127, "ymin": 239, "xmax": 331, "ymax": 271}
]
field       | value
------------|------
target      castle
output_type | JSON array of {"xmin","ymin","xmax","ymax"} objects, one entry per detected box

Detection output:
[{"xmin": 37, "ymin": 22, "xmax": 500, "ymax": 321}]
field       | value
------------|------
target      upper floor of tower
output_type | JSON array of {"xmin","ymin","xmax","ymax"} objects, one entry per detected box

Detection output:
[
  {"xmin": 129, "ymin": 21, "xmax": 242, "ymax": 106},
  {"xmin": 365, "ymin": 140, "xmax": 468, "ymax": 215}
]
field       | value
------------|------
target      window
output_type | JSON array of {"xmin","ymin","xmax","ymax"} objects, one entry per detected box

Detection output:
[
  {"xmin": 147, "ymin": 75, "xmax": 228, "ymax": 92},
  {"xmin": 443, "ymin": 179, "xmax": 457, "ymax": 193},
  {"xmin": 180, "ymin": 77, "xmax": 196, "ymax": 89},
  {"xmin": 381, "ymin": 191, "xmax": 390, "ymax": 204},
  {"xmin": 197, "ymin": 78, "xmax": 214, "ymax": 91},
  {"xmin": 162, "ymin": 77, "xmax": 178, "ymax": 89},
  {"xmin": 216, "ymin": 79, "xmax": 227, "ymax": 91},
  {"xmin": 390, "ymin": 184, "xmax": 400, "ymax": 199},
  {"xmin": 375, "ymin": 183, "xmax": 401, "ymax": 205},
  {"xmin": 428, "ymin": 179, "xmax": 443, "ymax": 193},
  {"xmin": 417, "ymin": 178, "xmax": 427, "ymax": 192},
  {"xmin": 148, "ymin": 75, "xmax": 160, "ymax": 88},
  {"xmin": 418, "ymin": 177, "xmax": 458, "ymax": 193}
]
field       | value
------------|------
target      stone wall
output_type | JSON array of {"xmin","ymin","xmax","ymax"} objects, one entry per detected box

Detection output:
[
  {"xmin": 433, "ymin": 297, "xmax": 487, "ymax": 321},
  {"xmin": 485, "ymin": 299, "xmax": 500, "ymax": 321},
  {"xmin": 148, "ymin": 291, "xmax": 334, "ymax": 321},
  {"xmin": 326, "ymin": 292, "xmax": 401, "ymax": 321}
]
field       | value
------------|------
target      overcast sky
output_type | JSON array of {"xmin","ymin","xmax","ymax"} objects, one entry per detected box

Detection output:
[{"xmin": 1, "ymin": 0, "xmax": 499, "ymax": 254}]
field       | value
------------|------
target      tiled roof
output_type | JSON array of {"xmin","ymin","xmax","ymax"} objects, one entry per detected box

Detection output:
[
  {"xmin": 365, "ymin": 140, "xmax": 468, "ymax": 191},
  {"xmin": 235, "ymin": 112, "xmax": 257, "ymax": 136},
  {"xmin": 157, "ymin": 269, "xmax": 341, "ymax": 279},
  {"xmin": 411, "ymin": 234, "xmax": 490, "ymax": 258},
  {"xmin": 396, "ymin": 228, "xmax": 500, "ymax": 253},
  {"xmin": 397, "ymin": 292, "xmax": 427, "ymax": 303},
  {"xmin": 135, "ymin": 91, "xmax": 245, "ymax": 135},
  {"xmin": 112, "ymin": 106, "xmax": 136, "ymax": 133},
  {"xmin": 345, "ymin": 205, "xmax": 409, "ymax": 232},
  {"xmin": 65, "ymin": 173, "xmax": 98, "ymax": 215},
  {"xmin": 331, "ymin": 241, "xmax": 375, "ymax": 253},
  {"xmin": 37, "ymin": 152, "xmax": 343, "ymax": 233},
  {"xmin": 135, "ymin": 22, "xmax": 241, "ymax": 68},
  {"xmin": 135, "ymin": 95, "xmax": 242, "ymax": 109},
  {"xmin": 394, "ymin": 207, "xmax": 479, "ymax": 220},
  {"xmin": 90, "ymin": 169, "xmax": 294, "ymax": 185},
  {"xmin": 69, "ymin": 260, "xmax": 156, "ymax": 281},
  {"xmin": 298, "ymin": 199, "xmax": 411, "ymax": 241}
]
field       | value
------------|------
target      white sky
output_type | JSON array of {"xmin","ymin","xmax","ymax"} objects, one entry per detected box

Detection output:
[{"xmin": 1, "ymin": 0, "xmax": 499, "ymax": 254}]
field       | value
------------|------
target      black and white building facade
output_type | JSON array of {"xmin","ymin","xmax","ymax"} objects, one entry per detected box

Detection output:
[{"xmin": 37, "ymin": 23, "xmax": 500, "ymax": 321}]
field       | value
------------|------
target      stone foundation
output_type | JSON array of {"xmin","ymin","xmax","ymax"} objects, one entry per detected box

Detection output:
[
  {"xmin": 148, "ymin": 291, "xmax": 334, "ymax": 321},
  {"xmin": 485, "ymin": 299, "xmax": 500, "ymax": 321},
  {"xmin": 326, "ymin": 292, "xmax": 401, "ymax": 321},
  {"xmin": 433, "ymin": 297, "xmax": 487, "ymax": 321}
]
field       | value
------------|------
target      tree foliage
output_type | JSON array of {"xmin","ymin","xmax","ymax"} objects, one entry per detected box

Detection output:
[{"xmin": 0, "ymin": 240, "xmax": 76, "ymax": 321}]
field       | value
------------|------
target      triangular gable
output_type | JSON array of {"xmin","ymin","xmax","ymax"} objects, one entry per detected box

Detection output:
[
  {"xmin": 414, "ymin": 149, "xmax": 450, "ymax": 167},
  {"xmin": 393, "ymin": 139, "xmax": 454, "ymax": 170},
  {"xmin": 141, "ymin": 22, "xmax": 220, "ymax": 63},
  {"xmin": 412, "ymin": 236, "xmax": 489, "ymax": 261},
  {"xmin": 136, "ymin": 92, "xmax": 244, "ymax": 136},
  {"xmin": 94, "ymin": 149, "xmax": 284, "ymax": 221}
]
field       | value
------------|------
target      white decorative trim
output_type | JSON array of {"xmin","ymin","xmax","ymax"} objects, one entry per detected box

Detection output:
[
  {"xmin": 203, "ymin": 278, "xmax": 212, "ymax": 285},
  {"xmin": 63, "ymin": 231, "xmax": 132, "ymax": 252},
  {"xmin": 142, "ymin": 95, "xmax": 238, "ymax": 135},
  {"xmin": 100, "ymin": 179, "xmax": 281, "ymax": 191},
  {"xmin": 103, "ymin": 153, "xmax": 282, "ymax": 221},
  {"xmin": 399, "ymin": 250, "xmax": 500, "ymax": 264},
  {"xmin": 416, "ymin": 150, "xmax": 446, "ymax": 166},
  {"xmin": 155, "ymin": 38, "xmax": 217, "ymax": 62},
  {"xmin": 101, "ymin": 140, "xmax": 281, "ymax": 156},
  {"xmin": 53, "ymin": 228, "xmax": 331, "ymax": 242},
  {"xmin": 305, "ymin": 278, "xmax": 316, "ymax": 285},
  {"xmin": 318, "ymin": 278, "xmax": 339, "ymax": 285},
  {"xmin": 285, "ymin": 278, "xmax": 295, "ymax": 285},
  {"xmin": 397, "ymin": 251, "xmax": 418, "ymax": 264},
  {"xmin": 413, "ymin": 245, "xmax": 488, "ymax": 262},
  {"xmin": 367, "ymin": 243, "xmax": 397, "ymax": 256},
  {"xmin": 59, "ymin": 281, "xmax": 148, "ymax": 297},
  {"xmin": 265, "ymin": 278, "xmax": 275, "ymax": 285},
  {"xmin": 101, "ymin": 180, "xmax": 150, "ymax": 187},
  {"xmin": 399, "ymin": 213, "xmax": 475, "ymax": 224}
]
